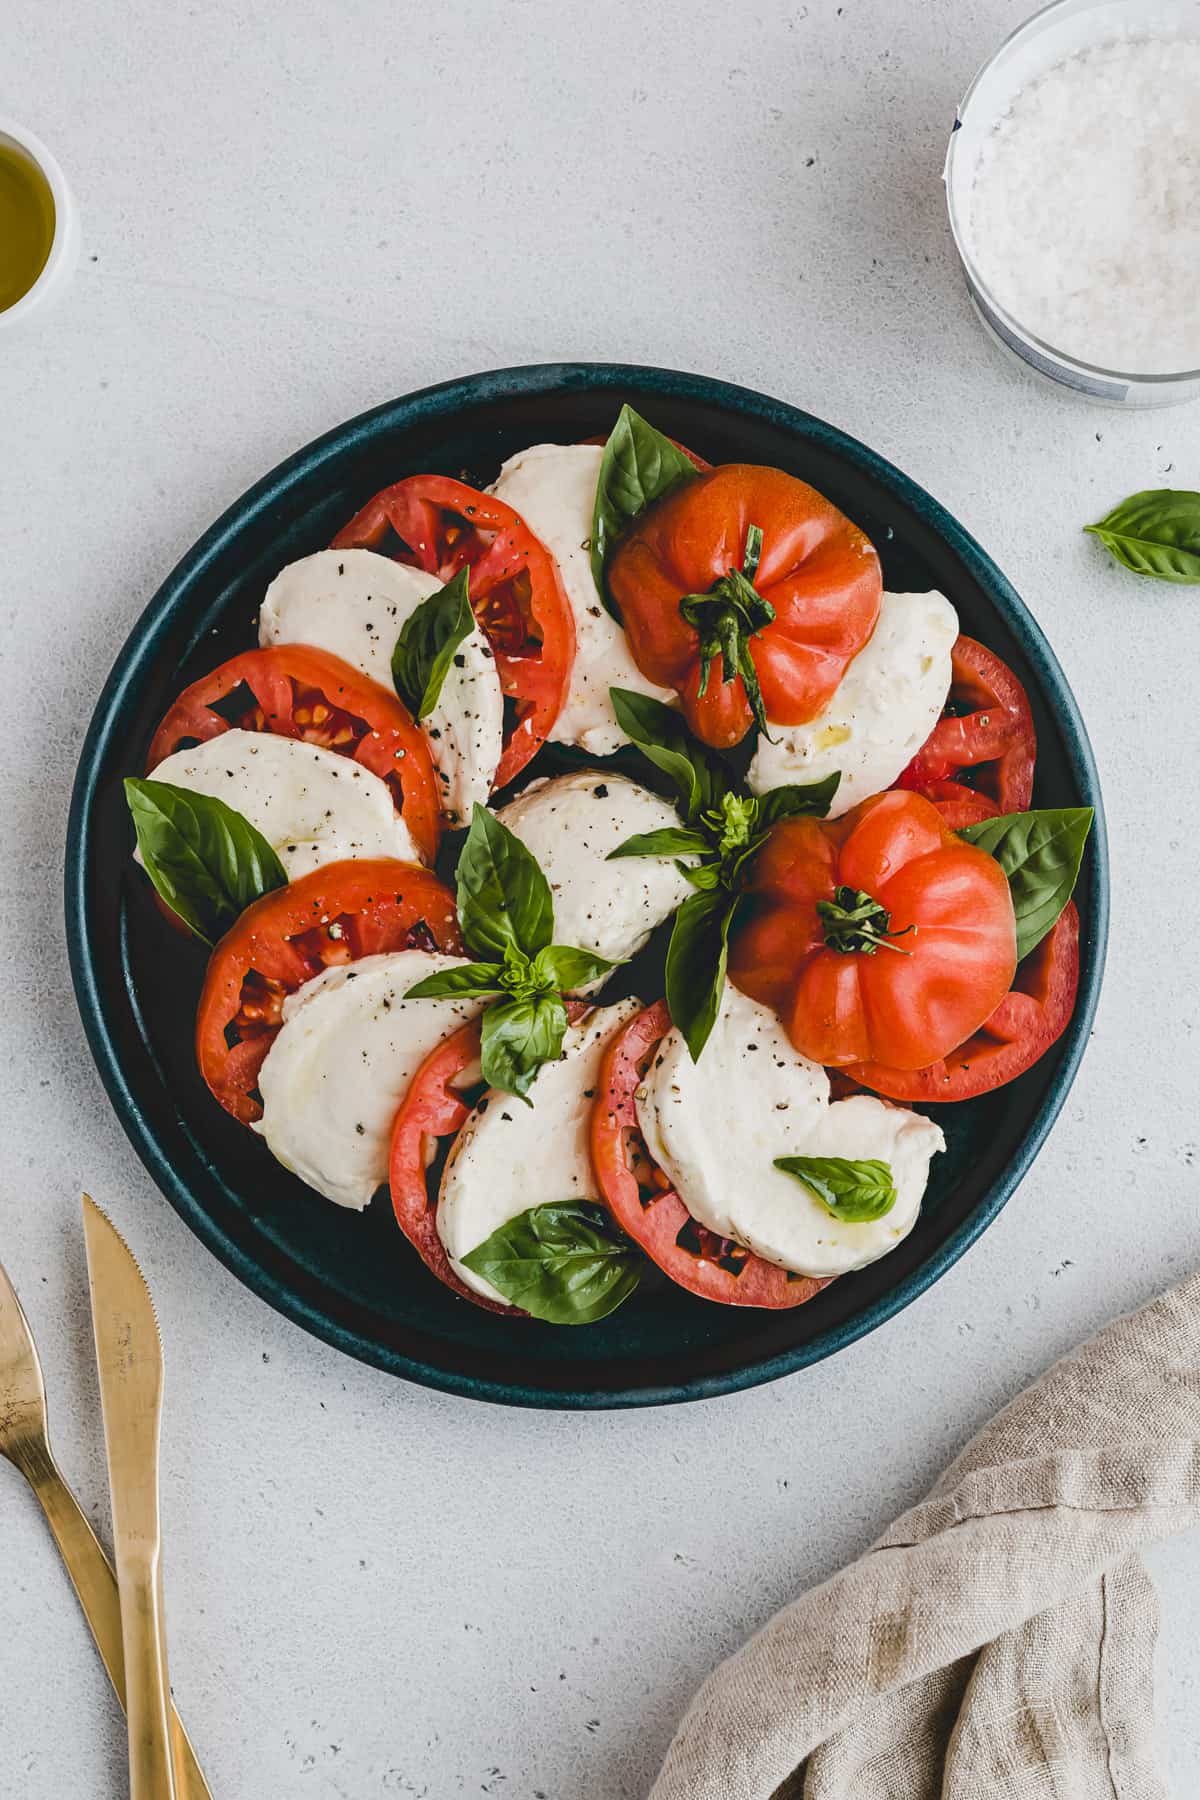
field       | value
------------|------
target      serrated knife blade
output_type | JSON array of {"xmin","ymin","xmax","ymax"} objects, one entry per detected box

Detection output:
[{"xmin": 82, "ymin": 1194, "xmax": 178, "ymax": 1800}]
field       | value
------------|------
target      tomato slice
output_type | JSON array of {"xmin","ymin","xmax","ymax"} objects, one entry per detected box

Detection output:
[
  {"xmin": 332, "ymin": 476, "xmax": 575, "ymax": 789},
  {"xmin": 196, "ymin": 858, "xmax": 462, "ymax": 1126},
  {"xmin": 388, "ymin": 997, "xmax": 593, "ymax": 1313},
  {"xmin": 895, "ymin": 635, "xmax": 1036, "ymax": 814},
  {"xmin": 590, "ymin": 1002, "xmax": 831, "ymax": 1309},
  {"xmin": 387, "ymin": 1018, "xmax": 516, "ymax": 1314},
  {"xmin": 147, "ymin": 644, "xmax": 442, "ymax": 865},
  {"xmin": 845, "ymin": 902, "xmax": 1080, "ymax": 1102}
]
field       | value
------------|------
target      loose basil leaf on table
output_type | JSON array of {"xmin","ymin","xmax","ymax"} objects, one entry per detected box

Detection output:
[
  {"xmin": 455, "ymin": 801, "xmax": 555, "ymax": 962},
  {"xmin": 960, "ymin": 807, "xmax": 1093, "ymax": 962},
  {"xmin": 124, "ymin": 777, "xmax": 287, "ymax": 946},
  {"xmin": 480, "ymin": 993, "xmax": 569, "ymax": 1103},
  {"xmin": 461, "ymin": 1200, "xmax": 643, "ymax": 1324},
  {"xmin": 774, "ymin": 1156, "xmax": 897, "ymax": 1223},
  {"xmin": 665, "ymin": 886, "xmax": 739, "ymax": 1064},
  {"xmin": 390, "ymin": 567, "xmax": 476, "ymax": 719},
  {"xmin": 590, "ymin": 404, "xmax": 700, "ymax": 618},
  {"xmin": 1084, "ymin": 489, "xmax": 1200, "ymax": 584},
  {"xmin": 609, "ymin": 687, "xmax": 732, "ymax": 820}
]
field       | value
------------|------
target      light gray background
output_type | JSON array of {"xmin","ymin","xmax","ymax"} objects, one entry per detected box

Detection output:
[{"xmin": 3, "ymin": 2, "xmax": 1198, "ymax": 1795}]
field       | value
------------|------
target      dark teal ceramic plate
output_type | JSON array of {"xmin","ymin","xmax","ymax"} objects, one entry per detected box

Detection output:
[{"xmin": 65, "ymin": 364, "xmax": 1107, "ymax": 1408}]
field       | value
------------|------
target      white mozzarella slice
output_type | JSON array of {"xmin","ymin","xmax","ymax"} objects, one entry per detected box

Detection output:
[
  {"xmin": 144, "ymin": 729, "xmax": 419, "ymax": 877},
  {"xmin": 488, "ymin": 443, "xmax": 677, "ymax": 755},
  {"xmin": 496, "ymin": 772, "xmax": 694, "ymax": 978},
  {"xmin": 637, "ymin": 986, "xmax": 945, "ymax": 1278},
  {"xmin": 748, "ymin": 590, "xmax": 959, "ymax": 817},
  {"xmin": 254, "ymin": 951, "xmax": 485, "ymax": 1211},
  {"xmin": 259, "ymin": 548, "xmax": 504, "ymax": 825},
  {"xmin": 437, "ymin": 999, "xmax": 642, "ymax": 1304}
]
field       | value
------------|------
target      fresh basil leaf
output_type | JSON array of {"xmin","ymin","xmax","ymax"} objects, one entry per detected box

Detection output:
[
  {"xmin": 665, "ymin": 887, "xmax": 738, "ymax": 1062},
  {"xmin": 606, "ymin": 825, "xmax": 711, "ymax": 861},
  {"xmin": 456, "ymin": 804, "xmax": 554, "ymax": 962},
  {"xmin": 461, "ymin": 1200, "xmax": 642, "ymax": 1324},
  {"xmin": 403, "ymin": 961, "xmax": 505, "ymax": 1000},
  {"xmin": 774, "ymin": 1155, "xmax": 897, "ymax": 1223},
  {"xmin": 480, "ymin": 992, "xmax": 568, "ymax": 1101},
  {"xmin": 609, "ymin": 688, "xmax": 731, "ymax": 821},
  {"xmin": 959, "ymin": 807, "xmax": 1093, "ymax": 961},
  {"xmin": 754, "ymin": 773, "xmax": 842, "ymax": 828},
  {"xmin": 680, "ymin": 861, "xmax": 723, "ymax": 891},
  {"xmin": 124, "ymin": 777, "xmax": 287, "ymax": 946},
  {"xmin": 590, "ymin": 405, "xmax": 699, "ymax": 617},
  {"xmin": 529, "ymin": 944, "xmax": 615, "ymax": 993},
  {"xmin": 390, "ymin": 567, "xmax": 476, "ymax": 719},
  {"xmin": 1085, "ymin": 490, "xmax": 1200, "ymax": 584}
]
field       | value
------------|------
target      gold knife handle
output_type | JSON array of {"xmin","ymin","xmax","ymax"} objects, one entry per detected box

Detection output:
[
  {"xmin": 122, "ymin": 1553, "xmax": 178, "ymax": 1800},
  {"xmin": 22, "ymin": 1443, "xmax": 212, "ymax": 1799}
]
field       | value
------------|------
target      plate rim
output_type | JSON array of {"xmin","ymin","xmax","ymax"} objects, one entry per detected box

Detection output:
[{"xmin": 64, "ymin": 360, "xmax": 1110, "ymax": 1409}]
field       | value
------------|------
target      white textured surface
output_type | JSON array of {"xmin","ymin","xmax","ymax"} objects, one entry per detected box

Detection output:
[{"xmin": 1, "ymin": 2, "xmax": 1198, "ymax": 1796}]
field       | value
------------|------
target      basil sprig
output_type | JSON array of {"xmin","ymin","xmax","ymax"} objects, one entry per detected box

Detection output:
[
  {"xmin": 591, "ymin": 405, "xmax": 699, "ymax": 619},
  {"xmin": 1085, "ymin": 490, "xmax": 1200, "ymax": 584},
  {"xmin": 606, "ymin": 688, "xmax": 839, "ymax": 1062},
  {"xmin": 959, "ymin": 807, "xmax": 1092, "ymax": 962},
  {"xmin": 125, "ymin": 777, "xmax": 287, "ymax": 945},
  {"xmin": 404, "ymin": 805, "xmax": 612, "ymax": 1100},
  {"xmin": 391, "ymin": 567, "xmax": 476, "ymax": 719},
  {"xmin": 461, "ymin": 1200, "xmax": 642, "ymax": 1324},
  {"xmin": 774, "ymin": 1156, "xmax": 897, "ymax": 1223}
]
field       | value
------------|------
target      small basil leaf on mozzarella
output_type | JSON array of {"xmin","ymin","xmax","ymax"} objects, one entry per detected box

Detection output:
[
  {"xmin": 496, "ymin": 772, "xmax": 695, "ymax": 980},
  {"xmin": 488, "ymin": 444, "xmax": 678, "ymax": 755},
  {"xmin": 390, "ymin": 567, "xmax": 475, "ymax": 721},
  {"xmin": 438, "ymin": 999, "xmax": 643, "ymax": 1304},
  {"xmin": 125, "ymin": 776, "xmax": 287, "ymax": 944},
  {"xmin": 461, "ymin": 1201, "xmax": 641, "ymax": 1325},
  {"xmin": 253, "ymin": 950, "xmax": 488, "ymax": 1211},
  {"xmin": 637, "ymin": 986, "xmax": 944, "ymax": 1278},
  {"xmin": 259, "ymin": 548, "xmax": 503, "ymax": 824},
  {"xmin": 137, "ymin": 732, "xmax": 420, "ymax": 881},
  {"xmin": 773, "ymin": 1155, "xmax": 897, "ymax": 1223},
  {"xmin": 590, "ymin": 405, "xmax": 699, "ymax": 616},
  {"xmin": 748, "ymin": 590, "xmax": 958, "ymax": 817}
]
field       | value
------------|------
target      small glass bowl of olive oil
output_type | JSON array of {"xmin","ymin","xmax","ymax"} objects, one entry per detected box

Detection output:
[{"xmin": 0, "ymin": 119, "xmax": 78, "ymax": 331}]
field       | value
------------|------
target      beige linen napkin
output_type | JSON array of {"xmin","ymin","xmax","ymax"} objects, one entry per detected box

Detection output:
[{"xmin": 650, "ymin": 1272, "xmax": 1200, "ymax": 1800}]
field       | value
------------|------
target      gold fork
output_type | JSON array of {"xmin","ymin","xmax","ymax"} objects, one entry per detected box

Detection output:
[{"xmin": 0, "ymin": 1255, "xmax": 212, "ymax": 1800}]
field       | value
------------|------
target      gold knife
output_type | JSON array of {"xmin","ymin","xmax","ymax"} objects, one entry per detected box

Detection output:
[
  {"xmin": 83, "ymin": 1194, "xmax": 178, "ymax": 1800},
  {"xmin": 0, "ymin": 1253, "xmax": 212, "ymax": 1799}
]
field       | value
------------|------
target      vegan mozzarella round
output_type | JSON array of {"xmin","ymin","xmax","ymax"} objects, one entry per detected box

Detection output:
[
  {"xmin": 259, "ymin": 548, "xmax": 504, "ymax": 824},
  {"xmin": 496, "ymin": 772, "xmax": 694, "ymax": 977},
  {"xmin": 637, "ymin": 986, "xmax": 945, "ymax": 1278},
  {"xmin": 144, "ymin": 729, "xmax": 420, "ymax": 877},
  {"xmin": 488, "ymin": 443, "xmax": 677, "ymax": 755},
  {"xmin": 437, "ymin": 999, "xmax": 642, "ymax": 1304},
  {"xmin": 254, "ymin": 951, "xmax": 486, "ymax": 1210},
  {"xmin": 748, "ymin": 590, "xmax": 959, "ymax": 817}
]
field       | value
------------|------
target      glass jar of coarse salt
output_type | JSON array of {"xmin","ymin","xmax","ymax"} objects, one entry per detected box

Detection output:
[{"xmin": 945, "ymin": 0, "xmax": 1200, "ymax": 406}]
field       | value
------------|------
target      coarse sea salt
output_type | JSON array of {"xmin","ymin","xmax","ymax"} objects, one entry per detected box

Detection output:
[{"xmin": 965, "ymin": 35, "xmax": 1200, "ymax": 375}]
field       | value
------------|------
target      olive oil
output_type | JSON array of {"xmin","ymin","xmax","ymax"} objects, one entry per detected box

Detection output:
[{"xmin": 0, "ymin": 140, "xmax": 55, "ymax": 311}]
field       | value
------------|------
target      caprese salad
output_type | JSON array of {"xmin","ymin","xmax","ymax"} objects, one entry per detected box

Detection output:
[{"xmin": 123, "ymin": 405, "xmax": 1091, "ymax": 1325}]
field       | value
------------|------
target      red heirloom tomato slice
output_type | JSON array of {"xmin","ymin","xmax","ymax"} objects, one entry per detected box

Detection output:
[
  {"xmin": 895, "ymin": 635, "xmax": 1036, "ymax": 815},
  {"xmin": 728, "ymin": 789, "xmax": 1017, "ymax": 1070},
  {"xmin": 147, "ymin": 644, "xmax": 442, "ymax": 865},
  {"xmin": 388, "ymin": 1018, "xmax": 516, "ymax": 1314},
  {"xmin": 607, "ymin": 464, "xmax": 882, "ymax": 749},
  {"xmin": 332, "ymin": 475, "xmax": 575, "ymax": 789},
  {"xmin": 388, "ymin": 998, "xmax": 592, "ymax": 1313},
  {"xmin": 845, "ymin": 902, "xmax": 1080, "ymax": 1102},
  {"xmin": 196, "ymin": 859, "xmax": 461, "ymax": 1126},
  {"xmin": 590, "ymin": 1002, "xmax": 830, "ymax": 1309}
]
